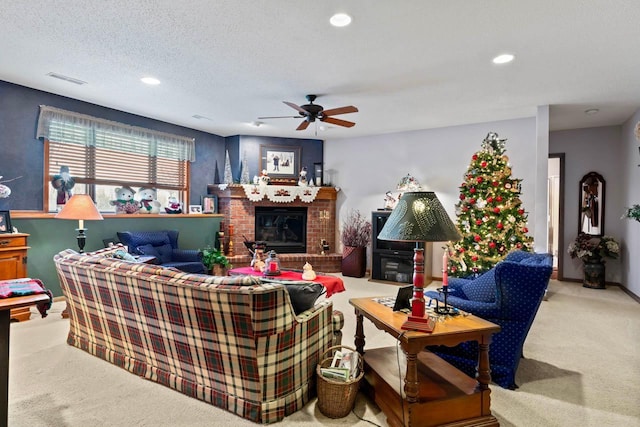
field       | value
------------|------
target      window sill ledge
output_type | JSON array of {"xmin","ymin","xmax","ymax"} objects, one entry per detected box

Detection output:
[{"xmin": 9, "ymin": 211, "xmax": 223, "ymax": 220}]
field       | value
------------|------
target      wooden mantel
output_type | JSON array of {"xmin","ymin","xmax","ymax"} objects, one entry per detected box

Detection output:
[{"xmin": 207, "ymin": 184, "xmax": 338, "ymax": 201}]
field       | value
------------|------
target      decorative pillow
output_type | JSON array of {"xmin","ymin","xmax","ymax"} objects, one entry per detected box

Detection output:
[
  {"xmin": 461, "ymin": 269, "xmax": 496, "ymax": 303},
  {"xmin": 136, "ymin": 243, "xmax": 173, "ymax": 264},
  {"xmin": 283, "ymin": 282, "xmax": 325, "ymax": 315}
]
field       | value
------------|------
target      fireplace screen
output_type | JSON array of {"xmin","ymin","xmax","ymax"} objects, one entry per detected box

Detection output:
[{"xmin": 255, "ymin": 207, "xmax": 307, "ymax": 253}]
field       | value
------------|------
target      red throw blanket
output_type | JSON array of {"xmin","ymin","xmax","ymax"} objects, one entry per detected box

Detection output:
[{"xmin": 0, "ymin": 278, "xmax": 53, "ymax": 317}]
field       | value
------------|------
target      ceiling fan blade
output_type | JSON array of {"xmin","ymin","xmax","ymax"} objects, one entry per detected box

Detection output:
[
  {"xmin": 283, "ymin": 101, "xmax": 309, "ymax": 115},
  {"xmin": 257, "ymin": 115, "xmax": 302, "ymax": 119},
  {"xmin": 321, "ymin": 106, "xmax": 358, "ymax": 116},
  {"xmin": 321, "ymin": 116, "xmax": 356, "ymax": 128},
  {"xmin": 296, "ymin": 120, "xmax": 310, "ymax": 131}
]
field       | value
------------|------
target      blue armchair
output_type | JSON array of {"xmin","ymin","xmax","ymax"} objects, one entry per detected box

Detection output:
[
  {"xmin": 117, "ymin": 230, "xmax": 206, "ymax": 274},
  {"xmin": 425, "ymin": 251, "xmax": 553, "ymax": 389}
]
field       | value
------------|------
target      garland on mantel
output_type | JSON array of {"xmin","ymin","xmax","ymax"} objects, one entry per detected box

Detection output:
[{"xmin": 240, "ymin": 184, "xmax": 322, "ymax": 203}]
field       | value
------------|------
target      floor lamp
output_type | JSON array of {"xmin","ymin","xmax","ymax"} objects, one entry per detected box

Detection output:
[
  {"xmin": 377, "ymin": 191, "xmax": 461, "ymax": 332},
  {"xmin": 54, "ymin": 194, "xmax": 104, "ymax": 252}
]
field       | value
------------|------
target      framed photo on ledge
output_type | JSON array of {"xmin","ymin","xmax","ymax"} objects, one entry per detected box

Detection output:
[
  {"xmin": 201, "ymin": 195, "xmax": 218, "ymax": 214},
  {"xmin": 188, "ymin": 205, "xmax": 203, "ymax": 214},
  {"xmin": 0, "ymin": 210, "xmax": 11, "ymax": 233},
  {"xmin": 260, "ymin": 145, "xmax": 301, "ymax": 179}
]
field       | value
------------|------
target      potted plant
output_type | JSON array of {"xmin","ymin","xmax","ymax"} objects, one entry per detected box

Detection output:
[
  {"xmin": 567, "ymin": 233, "xmax": 619, "ymax": 288},
  {"xmin": 201, "ymin": 246, "xmax": 231, "ymax": 276},
  {"xmin": 340, "ymin": 209, "xmax": 372, "ymax": 277}
]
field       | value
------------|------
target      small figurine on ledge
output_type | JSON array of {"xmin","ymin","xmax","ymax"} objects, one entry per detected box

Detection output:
[
  {"xmin": 165, "ymin": 195, "xmax": 182, "ymax": 214},
  {"xmin": 298, "ymin": 167, "xmax": 308, "ymax": 187},
  {"xmin": 259, "ymin": 169, "xmax": 270, "ymax": 186},
  {"xmin": 383, "ymin": 191, "xmax": 397, "ymax": 210}
]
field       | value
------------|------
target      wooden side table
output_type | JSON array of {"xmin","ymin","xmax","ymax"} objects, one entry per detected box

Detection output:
[
  {"xmin": 0, "ymin": 293, "xmax": 50, "ymax": 427},
  {"xmin": 0, "ymin": 234, "xmax": 31, "ymax": 322}
]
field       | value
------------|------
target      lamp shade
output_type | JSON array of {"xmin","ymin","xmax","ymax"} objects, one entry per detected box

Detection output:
[
  {"xmin": 55, "ymin": 194, "xmax": 103, "ymax": 221},
  {"xmin": 378, "ymin": 191, "xmax": 461, "ymax": 242}
]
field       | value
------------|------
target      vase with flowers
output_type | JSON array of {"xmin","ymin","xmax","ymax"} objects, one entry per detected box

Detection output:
[
  {"xmin": 567, "ymin": 233, "xmax": 619, "ymax": 289},
  {"xmin": 340, "ymin": 209, "xmax": 372, "ymax": 277}
]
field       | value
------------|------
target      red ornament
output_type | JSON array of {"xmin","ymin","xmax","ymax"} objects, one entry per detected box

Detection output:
[
  {"xmin": 523, "ymin": 227, "xmax": 529, "ymax": 233},
  {"xmin": 471, "ymin": 256, "xmax": 478, "ymax": 261},
  {"xmin": 462, "ymin": 206, "xmax": 469, "ymax": 212},
  {"xmin": 518, "ymin": 209, "xmax": 525, "ymax": 215},
  {"xmin": 477, "ymin": 176, "xmax": 484, "ymax": 183},
  {"xmin": 451, "ymin": 266, "xmax": 457, "ymax": 272},
  {"xmin": 487, "ymin": 196, "xmax": 494, "ymax": 203},
  {"xmin": 492, "ymin": 181, "xmax": 499, "ymax": 187},
  {"xmin": 493, "ymin": 207, "xmax": 501, "ymax": 214},
  {"xmin": 472, "ymin": 154, "xmax": 478, "ymax": 160},
  {"xmin": 476, "ymin": 219, "xmax": 483, "ymax": 225},
  {"xmin": 474, "ymin": 235, "xmax": 481, "ymax": 242},
  {"xmin": 481, "ymin": 161, "xmax": 487, "ymax": 168},
  {"xmin": 469, "ymin": 198, "xmax": 476, "ymax": 205},
  {"xmin": 516, "ymin": 243, "xmax": 522, "ymax": 248},
  {"xmin": 489, "ymin": 242, "xmax": 496, "ymax": 249},
  {"xmin": 459, "ymin": 247, "xmax": 465, "ymax": 253},
  {"xmin": 496, "ymin": 196, "xmax": 503, "ymax": 202},
  {"xmin": 470, "ymin": 187, "xmax": 476, "ymax": 194},
  {"xmin": 459, "ymin": 194, "xmax": 466, "ymax": 200},
  {"xmin": 497, "ymin": 222, "xmax": 504, "ymax": 229}
]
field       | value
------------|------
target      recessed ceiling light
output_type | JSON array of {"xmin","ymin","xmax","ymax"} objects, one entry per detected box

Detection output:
[
  {"xmin": 492, "ymin": 54, "xmax": 515, "ymax": 64},
  {"xmin": 330, "ymin": 13, "xmax": 352, "ymax": 27},
  {"xmin": 140, "ymin": 76, "xmax": 161, "ymax": 85},
  {"xmin": 585, "ymin": 108, "xmax": 599, "ymax": 115}
]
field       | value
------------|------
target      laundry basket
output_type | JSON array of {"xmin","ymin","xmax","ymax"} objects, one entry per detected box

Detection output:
[{"xmin": 316, "ymin": 345, "xmax": 364, "ymax": 418}]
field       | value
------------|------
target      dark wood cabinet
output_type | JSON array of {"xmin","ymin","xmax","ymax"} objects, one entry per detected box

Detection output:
[
  {"xmin": 370, "ymin": 211, "xmax": 432, "ymax": 286},
  {"xmin": 0, "ymin": 233, "xmax": 31, "ymax": 321}
]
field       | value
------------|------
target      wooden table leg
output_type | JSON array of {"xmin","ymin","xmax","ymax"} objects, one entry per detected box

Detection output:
[
  {"xmin": 476, "ymin": 335, "xmax": 492, "ymax": 391},
  {"xmin": 1, "ymin": 310, "xmax": 11, "ymax": 427},
  {"xmin": 403, "ymin": 346, "xmax": 419, "ymax": 403},
  {"xmin": 354, "ymin": 309, "xmax": 365, "ymax": 354}
]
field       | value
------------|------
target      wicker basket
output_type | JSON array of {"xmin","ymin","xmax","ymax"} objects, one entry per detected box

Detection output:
[{"xmin": 316, "ymin": 345, "xmax": 364, "ymax": 418}]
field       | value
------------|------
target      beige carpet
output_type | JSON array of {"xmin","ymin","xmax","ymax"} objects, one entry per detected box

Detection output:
[{"xmin": 7, "ymin": 277, "xmax": 640, "ymax": 427}]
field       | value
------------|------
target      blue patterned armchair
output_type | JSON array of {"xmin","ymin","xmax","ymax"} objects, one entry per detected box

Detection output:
[
  {"xmin": 117, "ymin": 230, "xmax": 206, "ymax": 274},
  {"xmin": 425, "ymin": 251, "xmax": 553, "ymax": 389}
]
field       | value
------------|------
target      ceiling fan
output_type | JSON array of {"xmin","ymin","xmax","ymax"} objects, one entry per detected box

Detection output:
[{"xmin": 258, "ymin": 94, "xmax": 358, "ymax": 131}]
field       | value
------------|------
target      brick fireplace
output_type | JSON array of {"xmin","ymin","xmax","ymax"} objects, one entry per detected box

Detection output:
[{"xmin": 207, "ymin": 185, "xmax": 341, "ymax": 272}]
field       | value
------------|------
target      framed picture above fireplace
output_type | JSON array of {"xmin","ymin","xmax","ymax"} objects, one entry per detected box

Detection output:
[{"xmin": 260, "ymin": 145, "xmax": 301, "ymax": 179}]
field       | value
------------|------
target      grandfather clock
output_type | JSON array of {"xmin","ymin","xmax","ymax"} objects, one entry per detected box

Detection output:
[{"xmin": 0, "ymin": 233, "xmax": 31, "ymax": 321}]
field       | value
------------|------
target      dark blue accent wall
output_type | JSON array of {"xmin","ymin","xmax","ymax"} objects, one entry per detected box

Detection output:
[{"xmin": 0, "ymin": 80, "xmax": 324, "ymax": 210}]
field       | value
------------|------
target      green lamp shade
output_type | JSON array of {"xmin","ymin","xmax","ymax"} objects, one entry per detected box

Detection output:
[{"xmin": 378, "ymin": 191, "xmax": 461, "ymax": 242}]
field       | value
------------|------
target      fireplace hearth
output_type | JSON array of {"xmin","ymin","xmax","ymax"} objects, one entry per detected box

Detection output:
[{"xmin": 207, "ymin": 185, "xmax": 341, "ymax": 272}]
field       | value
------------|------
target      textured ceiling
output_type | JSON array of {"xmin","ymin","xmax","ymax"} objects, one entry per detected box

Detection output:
[{"xmin": 1, "ymin": 1, "xmax": 639, "ymax": 139}]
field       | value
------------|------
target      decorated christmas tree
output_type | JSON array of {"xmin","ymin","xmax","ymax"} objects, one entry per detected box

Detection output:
[{"xmin": 447, "ymin": 132, "xmax": 533, "ymax": 277}]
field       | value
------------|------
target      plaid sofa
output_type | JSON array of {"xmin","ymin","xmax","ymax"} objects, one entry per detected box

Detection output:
[{"xmin": 54, "ymin": 246, "xmax": 343, "ymax": 423}]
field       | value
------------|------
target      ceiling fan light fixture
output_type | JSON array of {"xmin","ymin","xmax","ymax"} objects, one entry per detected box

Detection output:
[
  {"xmin": 330, "ymin": 13, "xmax": 352, "ymax": 27},
  {"xmin": 492, "ymin": 54, "xmax": 515, "ymax": 64}
]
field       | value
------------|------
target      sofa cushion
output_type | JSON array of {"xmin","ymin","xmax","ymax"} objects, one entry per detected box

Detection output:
[
  {"xmin": 284, "ymin": 283, "xmax": 325, "ymax": 315},
  {"xmin": 461, "ymin": 269, "xmax": 496, "ymax": 302},
  {"xmin": 136, "ymin": 243, "xmax": 173, "ymax": 264}
]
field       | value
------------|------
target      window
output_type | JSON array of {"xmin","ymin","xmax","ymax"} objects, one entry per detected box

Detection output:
[{"xmin": 37, "ymin": 106, "xmax": 195, "ymax": 212}]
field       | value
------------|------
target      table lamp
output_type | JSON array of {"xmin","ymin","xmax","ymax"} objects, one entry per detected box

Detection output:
[
  {"xmin": 54, "ymin": 194, "xmax": 104, "ymax": 252},
  {"xmin": 378, "ymin": 191, "xmax": 461, "ymax": 331}
]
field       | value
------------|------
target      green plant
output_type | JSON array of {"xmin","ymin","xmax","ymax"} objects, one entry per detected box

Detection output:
[
  {"xmin": 340, "ymin": 209, "xmax": 372, "ymax": 247},
  {"xmin": 201, "ymin": 246, "xmax": 231, "ymax": 271},
  {"xmin": 622, "ymin": 204, "xmax": 640, "ymax": 222}
]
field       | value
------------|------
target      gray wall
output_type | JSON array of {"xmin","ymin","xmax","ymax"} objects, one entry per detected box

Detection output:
[
  {"xmin": 324, "ymin": 117, "xmax": 540, "ymax": 277},
  {"xmin": 550, "ymin": 126, "xmax": 623, "ymax": 283},
  {"xmin": 620, "ymin": 109, "xmax": 640, "ymax": 295}
]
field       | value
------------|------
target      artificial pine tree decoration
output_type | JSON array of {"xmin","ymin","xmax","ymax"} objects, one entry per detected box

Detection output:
[
  {"xmin": 240, "ymin": 151, "xmax": 250, "ymax": 184},
  {"xmin": 447, "ymin": 132, "xmax": 533, "ymax": 277},
  {"xmin": 223, "ymin": 150, "xmax": 233, "ymax": 184}
]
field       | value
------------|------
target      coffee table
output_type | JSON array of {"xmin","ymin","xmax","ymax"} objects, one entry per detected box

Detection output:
[
  {"xmin": 349, "ymin": 297, "xmax": 501, "ymax": 427},
  {"xmin": 227, "ymin": 266, "xmax": 345, "ymax": 297}
]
